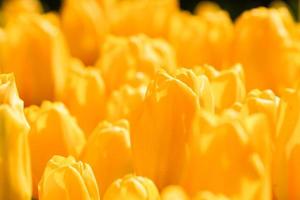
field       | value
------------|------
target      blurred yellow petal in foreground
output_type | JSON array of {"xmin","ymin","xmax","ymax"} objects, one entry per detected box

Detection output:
[
  {"xmin": 61, "ymin": 0, "xmax": 108, "ymax": 65},
  {"xmin": 60, "ymin": 58, "xmax": 106, "ymax": 134},
  {"xmin": 97, "ymin": 34, "xmax": 176, "ymax": 93},
  {"xmin": 38, "ymin": 155, "xmax": 100, "ymax": 200},
  {"xmin": 161, "ymin": 185, "xmax": 189, "ymax": 200},
  {"xmin": 103, "ymin": 174, "xmax": 160, "ymax": 200},
  {"xmin": 81, "ymin": 119, "xmax": 133, "ymax": 195},
  {"xmin": 0, "ymin": 74, "xmax": 32, "ymax": 200},
  {"xmin": 1, "ymin": 13, "xmax": 69, "ymax": 105},
  {"xmin": 25, "ymin": 101, "xmax": 86, "ymax": 198}
]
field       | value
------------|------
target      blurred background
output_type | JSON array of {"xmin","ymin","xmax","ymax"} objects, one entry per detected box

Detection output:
[{"xmin": 0, "ymin": 0, "xmax": 297, "ymax": 20}]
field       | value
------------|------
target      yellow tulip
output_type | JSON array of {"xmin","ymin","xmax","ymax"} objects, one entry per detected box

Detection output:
[
  {"xmin": 106, "ymin": 74, "xmax": 148, "ymax": 121},
  {"xmin": 131, "ymin": 70, "xmax": 201, "ymax": 188},
  {"xmin": 97, "ymin": 34, "xmax": 176, "ymax": 93},
  {"xmin": 1, "ymin": 13, "xmax": 69, "ymax": 105},
  {"xmin": 81, "ymin": 120, "xmax": 132, "ymax": 195},
  {"xmin": 25, "ymin": 101, "xmax": 86, "ymax": 198},
  {"xmin": 181, "ymin": 110, "xmax": 271, "ymax": 199},
  {"xmin": 1, "ymin": 0, "xmax": 42, "ymax": 24},
  {"xmin": 103, "ymin": 174, "xmax": 160, "ymax": 200},
  {"xmin": 0, "ymin": 74, "xmax": 32, "ymax": 200},
  {"xmin": 61, "ymin": 0, "xmax": 108, "ymax": 65},
  {"xmin": 273, "ymin": 87, "xmax": 300, "ymax": 199},
  {"xmin": 60, "ymin": 58, "xmax": 106, "ymax": 134},
  {"xmin": 161, "ymin": 186, "xmax": 189, "ymax": 200},
  {"xmin": 38, "ymin": 155, "xmax": 100, "ymax": 200},
  {"xmin": 167, "ymin": 9, "xmax": 233, "ymax": 68},
  {"xmin": 231, "ymin": 7, "xmax": 300, "ymax": 92},
  {"xmin": 194, "ymin": 64, "xmax": 246, "ymax": 112},
  {"xmin": 100, "ymin": 0, "xmax": 178, "ymax": 37}
]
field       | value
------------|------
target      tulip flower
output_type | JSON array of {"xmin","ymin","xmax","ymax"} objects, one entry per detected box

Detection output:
[
  {"xmin": 25, "ymin": 101, "xmax": 86, "ymax": 198},
  {"xmin": 103, "ymin": 174, "xmax": 160, "ymax": 200},
  {"xmin": 231, "ymin": 7, "xmax": 300, "ymax": 92},
  {"xmin": 81, "ymin": 120, "xmax": 132, "ymax": 195},
  {"xmin": 0, "ymin": 74, "xmax": 32, "ymax": 200},
  {"xmin": 273, "ymin": 87, "xmax": 300, "ymax": 200},
  {"xmin": 161, "ymin": 186, "xmax": 189, "ymax": 200},
  {"xmin": 1, "ymin": 13, "xmax": 69, "ymax": 105},
  {"xmin": 60, "ymin": 58, "xmax": 106, "ymax": 134},
  {"xmin": 100, "ymin": 0, "xmax": 178, "ymax": 37},
  {"xmin": 61, "ymin": 0, "xmax": 108, "ymax": 65},
  {"xmin": 194, "ymin": 64, "xmax": 246, "ymax": 112},
  {"xmin": 167, "ymin": 9, "xmax": 233, "ymax": 68},
  {"xmin": 193, "ymin": 191, "xmax": 229, "ymax": 200},
  {"xmin": 1, "ymin": 0, "xmax": 42, "ymax": 24},
  {"xmin": 181, "ymin": 110, "xmax": 271, "ymax": 200},
  {"xmin": 131, "ymin": 70, "xmax": 202, "ymax": 188},
  {"xmin": 38, "ymin": 155, "xmax": 100, "ymax": 200},
  {"xmin": 97, "ymin": 34, "xmax": 176, "ymax": 93}
]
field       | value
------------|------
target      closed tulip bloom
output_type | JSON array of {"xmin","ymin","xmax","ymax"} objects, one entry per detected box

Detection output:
[
  {"xmin": 2, "ymin": 0, "xmax": 42, "ymax": 24},
  {"xmin": 97, "ymin": 34, "xmax": 176, "ymax": 93},
  {"xmin": 161, "ymin": 186, "xmax": 189, "ymax": 200},
  {"xmin": 39, "ymin": 156, "xmax": 100, "ymax": 200},
  {"xmin": 60, "ymin": 58, "xmax": 106, "ymax": 134},
  {"xmin": 273, "ymin": 87, "xmax": 300, "ymax": 200},
  {"xmin": 100, "ymin": 0, "xmax": 178, "ymax": 37},
  {"xmin": 1, "ymin": 13, "xmax": 69, "ymax": 105},
  {"xmin": 232, "ymin": 7, "xmax": 300, "ymax": 92},
  {"xmin": 81, "ymin": 120, "xmax": 132, "ymax": 195},
  {"xmin": 0, "ymin": 74, "xmax": 32, "ymax": 200},
  {"xmin": 103, "ymin": 175, "xmax": 160, "ymax": 200},
  {"xmin": 167, "ymin": 9, "xmax": 233, "ymax": 68},
  {"xmin": 131, "ymin": 70, "xmax": 201, "ymax": 188},
  {"xmin": 194, "ymin": 64, "xmax": 246, "ymax": 112},
  {"xmin": 61, "ymin": 0, "xmax": 108, "ymax": 65},
  {"xmin": 25, "ymin": 101, "xmax": 86, "ymax": 198},
  {"xmin": 181, "ymin": 110, "xmax": 271, "ymax": 199}
]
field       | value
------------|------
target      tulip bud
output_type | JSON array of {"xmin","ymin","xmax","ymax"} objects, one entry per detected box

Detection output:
[
  {"xmin": 60, "ymin": 58, "xmax": 106, "ymax": 134},
  {"xmin": 103, "ymin": 175, "xmax": 160, "ymax": 200},
  {"xmin": 181, "ymin": 110, "xmax": 271, "ymax": 199},
  {"xmin": 232, "ymin": 7, "xmax": 300, "ymax": 92},
  {"xmin": 131, "ymin": 70, "xmax": 200, "ymax": 188},
  {"xmin": 161, "ymin": 186, "xmax": 189, "ymax": 200},
  {"xmin": 97, "ymin": 34, "xmax": 176, "ymax": 93},
  {"xmin": 167, "ymin": 9, "xmax": 233, "ymax": 68},
  {"xmin": 1, "ymin": 13, "xmax": 69, "ymax": 105},
  {"xmin": 0, "ymin": 73, "xmax": 32, "ymax": 200},
  {"xmin": 38, "ymin": 155, "xmax": 100, "ymax": 200},
  {"xmin": 61, "ymin": 0, "xmax": 108, "ymax": 65},
  {"xmin": 81, "ymin": 120, "xmax": 132, "ymax": 195},
  {"xmin": 273, "ymin": 87, "xmax": 300, "ymax": 199},
  {"xmin": 25, "ymin": 101, "xmax": 86, "ymax": 198}
]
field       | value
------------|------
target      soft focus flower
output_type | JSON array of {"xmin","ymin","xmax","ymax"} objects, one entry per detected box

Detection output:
[
  {"xmin": 1, "ymin": 13, "xmax": 69, "ymax": 105},
  {"xmin": 193, "ymin": 191, "xmax": 229, "ymax": 200},
  {"xmin": 231, "ymin": 7, "xmax": 300, "ymax": 92},
  {"xmin": 0, "ymin": 74, "xmax": 32, "ymax": 200},
  {"xmin": 60, "ymin": 58, "xmax": 106, "ymax": 134},
  {"xmin": 194, "ymin": 64, "xmax": 246, "ymax": 112},
  {"xmin": 81, "ymin": 119, "xmax": 132, "ymax": 195},
  {"xmin": 273, "ymin": 87, "xmax": 300, "ymax": 200},
  {"xmin": 103, "ymin": 174, "xmax": 160, "ymax": 200},
  {"xmin": 181, "ymin": 110, "xmax": 271, "ymax": 199},
  {"xmin": 99, "ymin": 0, "xmax": 178, "ymax": 37},
  {"xmin": 61, "ymin": 0, "xmax": 108, "ymax": 65},
  {"xmin": 97, "ymin": 34, "xmax": 176, "ymax": 93},
  {"xmin": 106, "ymin": 72, "xmax": 148, "ymax": 121},
  {"xmin": 131, "ymin": 70, "xmax": 201, "ymax": 188},
  {"xmin": 38, "ymin": 155, "xmax": 100, "ymax": 200},
  {"xmin": 161, "ymin": 186, "xmax": 189, "ymax": 200},
  {"xmin": 1, "ymin": 0, "xmax": 42, "ymax": 24},
  {"xmin": 167, "ymin": 8, "xmax": 233, "ymax": 68},
  {"xmin": 25, "ymin": 101, "xmax": 86, "ymax": 198}
]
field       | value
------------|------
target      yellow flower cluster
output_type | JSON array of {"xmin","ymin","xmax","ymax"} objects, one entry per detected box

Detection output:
[{"xmin": 0, "ymin": 0, "xmax": 299, "ymax": 199}]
